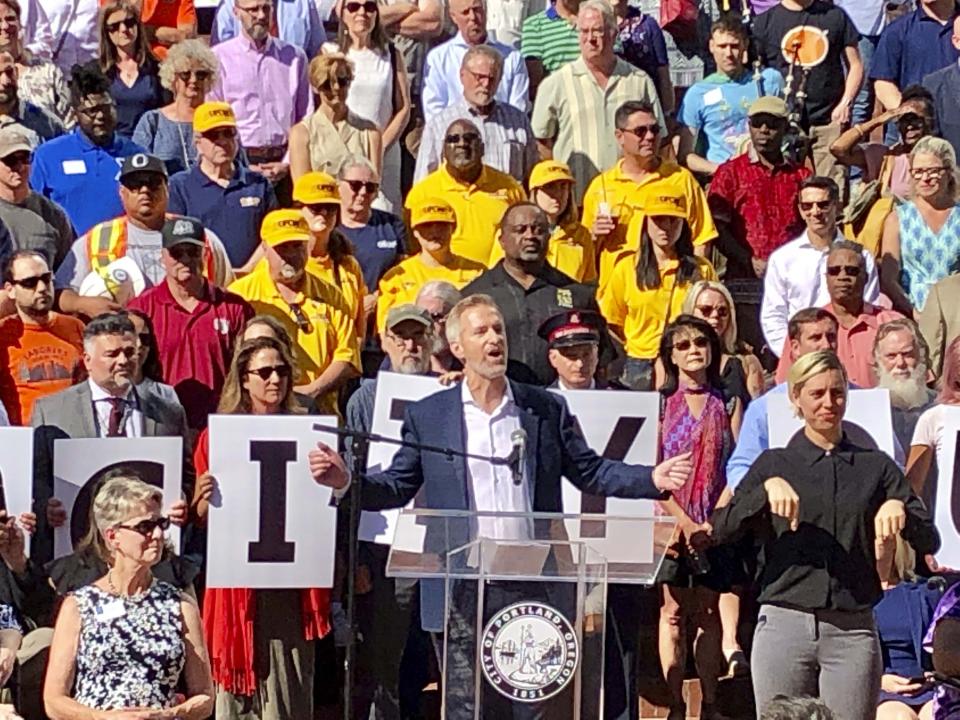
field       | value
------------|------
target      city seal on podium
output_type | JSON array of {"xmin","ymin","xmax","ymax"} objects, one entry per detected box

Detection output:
[{"xmin": 480, "ymin": 601, "xmax": 579, "ymax": 703}]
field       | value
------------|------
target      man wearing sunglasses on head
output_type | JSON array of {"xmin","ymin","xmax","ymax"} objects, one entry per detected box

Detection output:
[
  {"xmin": 0, "ymin": 249, "xmax": 83, "ymax": 425},
  {"xmin": 168, "ymin": 101, "xmax": 278, "ymax": 274},
  {"xmin": 762, "ymin": 176, "xmax": 881, "ymax": 367}
]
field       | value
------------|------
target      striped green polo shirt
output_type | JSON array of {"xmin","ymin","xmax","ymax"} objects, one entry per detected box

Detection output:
[{"xmin": 520, "ymin": 6, "xmax": 580, "ymax": 73}]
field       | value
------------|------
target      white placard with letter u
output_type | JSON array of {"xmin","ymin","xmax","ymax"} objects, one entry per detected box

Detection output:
[
  {"xmin": 932, "ymin": 405, "xmax": 960, "ymax": 569},
  {"xmin": 206, "ymin": 415, "xmax": 339, "ymax": 588},
  {"xmin": 0, "ymin": 427, "xmax": 35, "ymax": 554},
  {"xmin": 52, "ymin": 437, "xmax": 182, "ymax": 559}
]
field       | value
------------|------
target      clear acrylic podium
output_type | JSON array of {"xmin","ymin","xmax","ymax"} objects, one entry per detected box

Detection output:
[{"xmin": 386, "ymin": 509, "xmax": 676, "ymax": 720}]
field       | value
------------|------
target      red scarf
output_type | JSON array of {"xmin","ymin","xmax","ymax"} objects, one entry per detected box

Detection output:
[{"xmin": 194, "ymin": 430, "xmax": 331, "ymax": 696}]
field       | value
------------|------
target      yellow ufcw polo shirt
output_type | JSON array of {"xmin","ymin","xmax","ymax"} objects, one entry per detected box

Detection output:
[
  {"xmin": 581, "ymin": 160, "xmax": 717, "ymax": 292},
  {"xmin": 229, "ymin": 265, "xmax": 360, "ymax": 414},
  {"xmin": 405, "ymin": 163, "xmax": 527, "ymax": 266},
  {"xmin": 376, "ymin": 253, "xmax": 486, "ymax": 332},
  {"xmin": 599, "ymin": 254, "xmax": 717, "ymax": 359}
]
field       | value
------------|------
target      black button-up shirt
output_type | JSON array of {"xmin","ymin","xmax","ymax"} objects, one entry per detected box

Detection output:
[
  {"xmin": 462, "ymin": 261, "xmax": 600, "ymax": 385},
  {"xmin": 711, "ymin": 432, "xmax": 939, "ymax": 612}
]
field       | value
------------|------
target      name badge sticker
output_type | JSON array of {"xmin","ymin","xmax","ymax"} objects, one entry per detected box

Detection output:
[
  {"xmin": 61, "ymin": 159, "xmax": 87, "ymax": 175},
  {"xmin": 239, "ymin": 197, "xmax": 261, "ymax": 208},
  {"xmin": 95, "ymin": 599, "xmax": 126, "ymax": 622},
  {"xmin": 703, "ymin": 88, "xmax": 724, "ymax": 106}
]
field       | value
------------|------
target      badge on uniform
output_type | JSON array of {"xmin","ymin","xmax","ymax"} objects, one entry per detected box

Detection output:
[
  {"xmin": 240, "ymin": 197, "xmax": 261, "ymax": 207},
  {"xmin": 213, "ymin": 318, "xmax": 230, "ymax": 335},
  {"xmin": 95, "ymin": 599, "xmax": 126, "ymax": 622},
  {"xmin": 556, "ymin": 289, "xmax": 573, "ymax": 308},
  {"xmin": 61, "ymin": 159, "xmax": 87, "ymax": 175}
]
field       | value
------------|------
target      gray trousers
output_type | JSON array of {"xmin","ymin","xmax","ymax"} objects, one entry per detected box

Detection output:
[{"xmin": 750, "ymin": 604, "xmax": 881, "ymax": 720}]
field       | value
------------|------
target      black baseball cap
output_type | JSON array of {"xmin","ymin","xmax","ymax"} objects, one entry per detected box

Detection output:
[
  {"xmin": 161, "ymin": 216, "xmax": 205, "ymax": 249},
  {"xmin": 119, "ymin": 153, "xmax": 168, "ymax": 181}
]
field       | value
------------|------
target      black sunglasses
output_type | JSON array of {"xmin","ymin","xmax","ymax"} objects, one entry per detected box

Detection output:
[
  {"xmin": 345, "ymin": 1, "xmax": 378, "ymax": 12},
  {"xmin": 321, "ymin": 74, "xmax": 352, "ymax": 90},
  {"xmin": 247, "ymin": 364, "xmax": 292, "ymax": 380},
  {"xmin": 622, "ymin": 123, "xmax": 660, "ymax": 138},
  {"xmin": 203, "ymin": 127, "xmax": 237, "ymax": 142},
  {"xmin": 117, "ymin": 516, "xmax": 170, "ymax": 537},
  {"xmin": 106, "ymin": 17, "xmax": 137, "ymax": 32},
  {"xmin": 799, "ymin": 200, "xmax": 833, "ymax": 212},
  {"xmin": 749, "ymin": 115, "xmax": 786, "ymax": 129},
  {"xmin": 306, "ymin": 203, "xmax": 338, "ymax": 215},
  {"xmin": 672, "ymin": 336, "xmax": 710, "ymax": 352},
  {"xmin": 122, "ymin": 175, "xmax": 164, "ymax": 191},
  {"xmin": 176, "ymin": 69, "xmax": 212, "ymax": 83},
  {"xmin": 444, "ymin": 131, "xmax": 480, "ymax": 145},
  {"xmin": 826, "ymin": 264, "xmax": 861, "ymax": 277},
  {"xmin": 13, "ymin": 272, "xmax": 52, "ymax": 289},
  {"xmin": 345, "ymin": 179, "xmax": 379, "ymax": 194},
  {"xmin": 1, "ymin": 151, "xmax": 31, "ymax": 168}
]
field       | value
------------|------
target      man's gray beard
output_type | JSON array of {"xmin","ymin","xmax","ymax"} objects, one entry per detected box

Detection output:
[
  {"xmin": 395, "ymin": 356, "xmax": 431, "ymax": 375},
  {"xmin": 877, "ymin": 364, "xmax": 932, "ymax": 410}
]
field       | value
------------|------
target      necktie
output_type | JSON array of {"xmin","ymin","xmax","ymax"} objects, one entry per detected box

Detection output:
[{"xmin": 106, "ymin": 398, "xmax": 127, "ymax": 437}]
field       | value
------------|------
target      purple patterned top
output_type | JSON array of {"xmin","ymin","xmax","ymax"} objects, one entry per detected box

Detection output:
[{"xmin": 924, "ymin": 581, "xmax": 960, "ymax": 720}]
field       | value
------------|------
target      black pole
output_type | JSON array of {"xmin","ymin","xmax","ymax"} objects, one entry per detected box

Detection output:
[{"xmin": 343, "ymin": 431, "xmax": 368, "ymax": 720}]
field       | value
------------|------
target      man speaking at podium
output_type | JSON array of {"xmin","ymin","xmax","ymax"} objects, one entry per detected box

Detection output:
[{"xmin": 313, "ymin": 293, "xmax": 690, "ymax": 718}]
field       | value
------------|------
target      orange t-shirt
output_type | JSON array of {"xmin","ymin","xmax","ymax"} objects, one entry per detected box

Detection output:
[{"xmin": 0, "ymin": 314, "xmax": 84, "ymax": 425}]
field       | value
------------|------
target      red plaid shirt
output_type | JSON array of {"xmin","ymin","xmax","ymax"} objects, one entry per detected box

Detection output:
[{"xmin": 708, "ymin": 152, "xmax": 811, "ymax": 279}]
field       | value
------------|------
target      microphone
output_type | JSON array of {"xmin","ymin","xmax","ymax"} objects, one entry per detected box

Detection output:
[{"xmin": 509, "ymin": 429, "xmax": 527, "ymax": 486}]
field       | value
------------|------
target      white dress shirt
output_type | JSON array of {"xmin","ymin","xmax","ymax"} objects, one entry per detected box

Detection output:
[
  {"xmin": 556, "ymin": 378, "xmax": 596, "ymax": 391},
  {"xmin": 462, "ymin": 381, "xmax": 532, "ymax": 540},
  {"xmin": 760, "ymin": 230, "xmax": 880, "ymax": 356},
  {"xmin": 22, "ymin": 0, "xmax": 100, "ymax": 74},
  {"xmin": 89, "ymin": 380, "xmax": 142, "ymax": 438}
]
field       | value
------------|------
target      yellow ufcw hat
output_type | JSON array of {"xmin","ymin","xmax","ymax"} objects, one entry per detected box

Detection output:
[
  {"xmin": 528, "ymin": 160, "xmax": 575, "ymax": 191},
  {"xmin": 642, "ymin": 192, "xmax": 688, "ymax": 218},
  {"xmin": 410, "ymin": 198, "xmax": 456, "ymax": 228},
  {"xmin": 193, "ymin": 101, "xmax": 237, "ymax": 134},
  {"xmin": 293, "ymin": 171, "xmax": 340, "ymax": 205},
  {"xmin": 261, "ymin": 209, "xmax": 311, "ymax": 247}
]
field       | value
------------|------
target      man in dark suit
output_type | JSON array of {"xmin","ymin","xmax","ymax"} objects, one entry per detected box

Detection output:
[
  {"xmin": 31, "ymin": 312, "xmax": 192, "ymax": 565},
  {"xmin": 923, "ymin": 18, "xmax": 960, "ymax": 160},
  {"xmin": 314, "ymin": 294, "xmax": 689, "ymax": 719}
]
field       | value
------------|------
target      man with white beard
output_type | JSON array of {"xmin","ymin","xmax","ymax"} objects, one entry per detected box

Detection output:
[{"xmin": 873, "ymin": 319, "xmax": 935, "ymax": 452}]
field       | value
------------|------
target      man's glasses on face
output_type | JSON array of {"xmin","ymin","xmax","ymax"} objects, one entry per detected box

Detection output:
[
  {"xmin": 826, "ymin": 264, "xmax": 861, "ymax": 278},
  {"xmin": 621, "ymin": 124, "xmax": 660, "ymax": 139},
  {"xmin": 444, "ymin": 131, "xmax": 480, "ymax": 145},
  {"xmin": 799, "ymin": 200, "xmax": 833, "ymax": 212},
  {"xmin": 344, "ymin": 179, "xmax": 379, "ymax": 194},
  {"xmin": 13, "ymin": 272, "xmax": 52, "ymax": 290},
  {"xmin": 169, "ymin": 244, "xmax": 204, "ymax": 263},
  {"xmin": 122, "ymin": 175, "xmax": 164, "ymax": 192},
  {"xmin": 202, "ymin": 127, "xmax": 238, "ymax": 143}
]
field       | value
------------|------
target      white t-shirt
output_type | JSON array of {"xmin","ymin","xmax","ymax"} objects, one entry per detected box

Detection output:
[{"xmin": 911, "ymin": 403, "xmax": 946, "ymax": 454}]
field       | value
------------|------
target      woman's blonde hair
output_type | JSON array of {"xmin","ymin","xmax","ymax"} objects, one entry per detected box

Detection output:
[
  {"xmin": 910, "ymin": 136, "xmax": 960, "ymax": 201},
  {"xmin": 218, "ymin": 336, "xmax": 301, "ymax": 415},
  {"xmin": 787, "ymin": 350, "xmax": 848, "ymax": 401},
  {"xmin": 158, "ymin": 39, "xmax": 219, "ymax": 90},
  {"xmin": 681, "ymin": 280, "xmax": 738, "ymax": 354},
  {"xmin": 92, "ymin": 474, "xmax": 162, "ymax": 562},
  {"xmin": 309, "ymin": 53, "xmax": 353, "ymax": 93}
]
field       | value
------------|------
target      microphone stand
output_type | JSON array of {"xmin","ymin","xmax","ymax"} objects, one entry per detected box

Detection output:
[{"xmin": 312, "ymin": 423, "xmax": 512, "ymax": 720}]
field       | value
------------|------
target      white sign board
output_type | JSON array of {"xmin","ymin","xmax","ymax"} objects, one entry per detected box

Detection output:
[
  {"xmin": 358, "ymin": 373, "xmax": 444, "ymax": 544},
  {"xmin": 767, "ymin": 388, "xmax": 896, "ymax": 459},
  {"xmin": 933, "ymin": 406, "xmax": 960, "ymax": 569},
  {"xmin": 206, "ymin": 415, "xmax": 339, "ymax": 588},
  {"xmin": 0, "ymin": 428, "xmax": 35, "ymax": 554},
  {"xmin": 553, "ymin": 389, "xmax": 659, "ymax": 564},
  {"xmin": 52, "ymin": 437, "xmax": 183, "ymax": 559}
]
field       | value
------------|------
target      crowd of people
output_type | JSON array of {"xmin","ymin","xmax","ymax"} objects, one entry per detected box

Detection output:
[{"xmin": 0, "ymin": 0, "xmax": 958, "ymax": 719}]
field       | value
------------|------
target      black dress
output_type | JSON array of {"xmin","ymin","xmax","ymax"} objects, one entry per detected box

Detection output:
[{"xmin": 720, "ymin": 355, "xmax": 751, "ymax": 409}]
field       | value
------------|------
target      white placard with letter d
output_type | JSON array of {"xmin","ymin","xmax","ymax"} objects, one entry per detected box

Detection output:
[
  {"xmin": 52, "ymin": 437, "xmax": 182, "ymax": 558},
  {"xmin": 206, "ymin": 415, "xmax": 339, "ymax": 588},
  {"xmin": 0, "ymin": 427, "xmax": 35, "ymax": 554},
  {"xmin": 933, "ymin": 405, "xmax": 960, "ymax": 569}
]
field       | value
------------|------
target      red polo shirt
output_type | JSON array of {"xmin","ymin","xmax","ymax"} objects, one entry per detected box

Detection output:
[
  {"xmin": 708, "ymin": 151, "xmax": 811, "ymax": 279},
  {"xmin": 128, "ymin": 280, "xmax": 253, "ymax": 430}
]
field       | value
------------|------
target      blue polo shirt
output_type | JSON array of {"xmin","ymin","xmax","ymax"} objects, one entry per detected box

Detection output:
[
  {"xmin": 338, "ymin": 209, "xmax": 406, "ymax": 290},
  {"xmin": 870, "ymin": 5, "xmax": 960, "ymax": 88},
  {"xmin": 29, "ymin": 129, "xmax": 145, "ymax": 236},
  {"xmin": 167, "ymin": 164, "xmax": 277, "ymax": 267}
]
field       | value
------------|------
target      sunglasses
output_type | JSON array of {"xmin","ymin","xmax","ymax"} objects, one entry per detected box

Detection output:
[
  {"xmin": 345, "ymin": 179, "xmax": 379, "ymax": 194},
  {"xmin": 106, "ymin": 17, "xmax": 136, "ymax": 32},
  {"xmin": 444, "ymin": 131, "xmax": 480, "ymax": 145},
  {"xmin": 117, "ymin": 516, "xmax": 170, "ymax": 537},
  {"xmin": 622, "ymin": 123, "xmax": 660, "ymax": 138},
  {"xmin": 345, "ymin": 1, "xmax": 378, "ymax": 12},
  {"xmin": 203, "ymin": 127, "xmax": 237, "ymax": 143},
  {"xmin": 247, "ymin": 364, "xmax": 292, "ymax": 380},
  {"xmin": 799, "ymin": 200, "xmax": 833, "ymax": 212},
  {"xmin": 695, "ymin": 304, "xmax": 729, "ymax": 319},
  {"xmin": 898, "ymin": 113, "xmax": 926, "ymax": 127},
  {"xmin": 122, "ymin": 175, "xmax": 164, "ymax": 191},
  {"xmin": 826, "ymin": 264, "xmax": 861, "ymax": 277},
  {"xmin": 1, "ymin": 151, "xmax": 31, "ymax": 168},
  {"xmin": 306, "ymin": 203, "xmax": 339, "ymax": 215},
  {"xmin": 176, "ymin": 69, "xmax": 212, "ymax": 83},
  {"xmin": 749, "ymin": 115, "xmax": 786, "ymax": 129},
  {"xmin": 672, "ymin": 336, "xmax": 710, "ymax": 352},
  {"xmin": 321, "ymin": 74, "xmax": 352, "ymax": 90},
  {"xmin": 12, "ymin": 272, "xmax": 52, "ymax": 289},
  {"xmin": 169, "ymin": 244, "xmax": 204, "ymax": 260}
]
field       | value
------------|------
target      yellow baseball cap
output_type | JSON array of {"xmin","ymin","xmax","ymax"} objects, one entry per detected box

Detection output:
[
  {"xmin": 410, "ymin": 198, "xmax": 456, "ymax": 228},
  {"xmin": 528, "ymin": 160, "xmax": 575, "ymax": 191},
  {"xmin": 293, "ymin": 171, "xmax": 340, "ymax": 205},
  {"xmin": 193, "ymin": 102, "xmax": 237, "ymax": 134},
  {"xmin": 261, "ymin": 209, "xmax": 311, "ymax": 247},
  {"xmin": 643, "ymin": 192, "xmax": 689, "ymax": 219}
]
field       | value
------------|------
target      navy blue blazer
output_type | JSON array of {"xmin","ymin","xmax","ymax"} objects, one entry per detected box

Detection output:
[{"xmin": 923, "ymin": 63, "xmax": 960, "ymax": 162}]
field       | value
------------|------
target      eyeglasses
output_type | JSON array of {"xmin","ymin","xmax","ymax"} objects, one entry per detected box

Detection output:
[
  {"xmin": 202, "ymin": 127, "xmax": 237, "ymax": 143},
  {"xmin": 826, "ymin": 264, "xmax": 861, "ymax": 277},
  {"xmin": 117, "ymin": 516, "xmax": 170, "ymax": 537},
  {"xmin": 169, "ymin": 244, "xmax": 204, "ymax": 261},
  {"xmin": 799, "ymin": 200, "xmax": 833, "ymax": 212},
  {"xmin": 344, "ymin": 1, "xmax": 378, "ymax": 12},
  {"xmin": 622, "ymin": 123, "xmax": 660, "ymax": 138},
  {"xmin": 464, "ymin": 67, "xmax": 497, "ymax": 84},
  {"xmin": 76, "ymin": 102, "xmax": 115, "ymax": 118},
  {"xmin": 898, "ymin": 113, "xmax": 927, "ymax": 127},
  {"xmin": 344, "ymin": 179, "xmax": 379, "ymax": 194},
  {"xmin": 306, "ymin": 203, "xmax": 339, "ymax": 216},
  {"xmin": 237, "ymin": 2, "xmax": 273, "ymax": 14},
  {"xmin": 672, "ymin": 336, "xmax": 710, "ymax": 352},
  {"xmin": 247, "ymin": 364, "xmax": 292, "ymax": 380},
  {"xmin": 105, "ymin": 17, "xmax": 136, "ymax": 33},
  {"xmin": 12, "ymin": 272, "xmax": 52, "ymax": 289},
  {"xmin": 1, "ymin": 151, "xmax": 31, "ymax": 168},
  {"xmin": 695, "ymin": 304, "xmax": 729, "ymax": 319},
  {"xmin": 912, "ymin": 166, "xmax": 947, "ymax": 180},
  {"xmin": 176, "ymin": 69, "xmax": 212, "ymax": 83},
  {"xmin": 444, "ymin": 131, "xmax": 480, "ymax": 145}
]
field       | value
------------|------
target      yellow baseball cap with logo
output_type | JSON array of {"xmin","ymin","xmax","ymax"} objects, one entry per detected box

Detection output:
[
  {"xmin": 261, "ymin": 209, "xmax": 312, "ymax": 247},
  {"xmin": 410, "ymin": 198, "xmax": 456, "ymax": 228},
  {"xmin": 643, "ymin": 192, "xmax": 689, "ymax": 218},
  {"xmin": 293, "ymin": 171, "xmax": 340, "ymax": 205},
  {"xmin": 193, "ymin": 102, "xmax": 237, "ymax": 134},
  {"xmin": 528, "ymin": 160, "xmax": 575, "ymax": 191}
]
